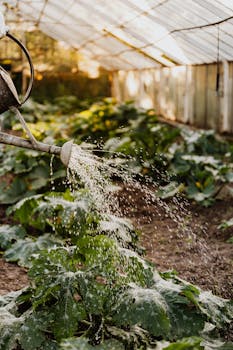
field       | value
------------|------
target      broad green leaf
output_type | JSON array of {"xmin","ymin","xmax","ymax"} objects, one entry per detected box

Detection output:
[
  {"xmin": 225, "ymin": 172, "xmax": 233, "ymax": 182},
  {"xmin": 9, "ymin": 194, "xmax": 50, "ymax": 230},
  {"xmin": 28, "ymin": 248, "xmax": 87, "ymax": 339},
  {"xmin": 111, "ymin": 283, "xmax": 170, "ymax": 338},
  {"xmin": 0, "ymin": 290, "xmax": 25, "ymax": 350},
  {"xmin": 0, "ymin": 225, "xmax": 26, "ymax": 250},
  {"xmin": 154, "ymin": 276, "xmax": 205, "ymax": 338},
  {"xmin": 7, "ymin": 194, "xmax": 43, "ymax": 226},
  {"xmin": 76, "ymin": 235, "xmax": 119, "ymax": 270},
  {"xmin": 157, "ymin": 181, "xmax": 184, "ymax": 199},
  {"xmin": 0, "ymin": 177, "xmax": 35, "ymax": 204},
  {"xmin": 155, "ymin": 274, "xmax": 233, "ymax": 339},
  {"xmin": 27, "ymin": 165, "xmax": 50, "ymax": 190},
  {"xmin": 99, "ymin": 214, "xmax": 140, "ymax": 248},
  {"xmin": 118, "ymin": 248, "xmax": 154, "ymax": 286},
  {"xmin": 106, "ymin": 325, "xmax": 151, "ymax": 349},
  {"xmin": 28, "ymin": 248, "xmax": 80, "ymax": 308},
  {"xmin": 162, "ymin": 336, "xmax": 203, "ymax": 350},
  {"xmin": 4, "ymin": 233, "xmax": 62, "ymax": 267},
  {"xmin": 0, "ymin": 307, "xmax": 23, "ymax": 350},
  {"xmin": 51, "ymin": 289, "xmax": 86, "ymax": 341},
  {"xmin": 198, "ymin": 291, "xmax": 233, "ymax": 328},
  {"xmin": 20, "ymin": 312, "xmax": 51, "ymax": 350}
]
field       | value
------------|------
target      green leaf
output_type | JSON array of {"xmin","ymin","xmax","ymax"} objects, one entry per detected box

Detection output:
[
  {"xmin": 0, "ymin": 225, "xmax": 26, "ymax": 250},
  {"xmin": 0, "ymin": 290, "xmax": 25, "ymax": 350},
  {"xmin": 7, "ymin": 194, "xmax": 43, "ymax": 227},
  {"xmin": 118, "ymin": 248, "xmax": 154, "ymax": 286},
  {"xmin": 224, "ymin": 172, "xmax": 233, "ymax": 182},
  {"xmin": 28, "ymin": 248, "xmax": 87, "ymax": 340},
  {"xmin": 162, "ymin": 336, "xmax": 203, "ymax": 350},
  {"xmin": 0, "ymin": 177, "xmax": 35, "ymax": 204},
  {"xmin": 198, "ymin": 291, "xmax": 233, "ymax": 328},
  {"xmin": 155, "ymin": 274, "xmax": 233, "ymax": 339},
  {"xmin": 99, "ymin": 215, "xmax": 140, "ymax": 248},
  {"xmin": 51, "ymin": 290, "xmax": 85, "ymax": 341},
  {"xmin": 157, "ymin": 181, "xmax": 184, "ymax": 199},
  {"xmin": 4, "ymin": 233, "xmax": 62, "ymax": 267},
  {"xmin": 20, "ymin": 312, "xmax": 51, "ymax": 350},
  {"xmin": 111, "ymin": 283, "xmax": 170, "ymax": 338},
  {"xmin": 28, "ymin": 247, "xmax": 79, "ymax": 308},
  {"xmin": 0, "ymin": 307, "xmax": 23, "ymax": 350},
  {"xmin": 154, "ymin": 276, "xmax": 205, "ymax": 338}
]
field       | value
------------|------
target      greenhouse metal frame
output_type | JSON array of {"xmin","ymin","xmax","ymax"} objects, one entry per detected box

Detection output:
[{"xmin": 1, "ymin": 0, "xmax": 233, "ymax": 132}]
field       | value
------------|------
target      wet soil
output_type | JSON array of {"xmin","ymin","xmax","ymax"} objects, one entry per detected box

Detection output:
[
  {"xmin": 118, "ymin": 185, "xmax": 233, "ymax": 300},
  {"xmin": 0, "ymin": 187, "xmax": 232, "ymax": 300}
]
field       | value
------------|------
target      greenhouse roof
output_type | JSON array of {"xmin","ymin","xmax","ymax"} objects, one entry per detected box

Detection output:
[{"xmin": 2, "ymin": 0, "xmax": 233, "ymax": 70}]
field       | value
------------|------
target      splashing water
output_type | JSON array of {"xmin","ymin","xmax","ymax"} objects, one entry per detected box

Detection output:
[
  {"xmin": 67, "ymin": 144, "xmax": 120, "ymax": 214},
  {"xmin": 66, "ymin": 143, "xmax": 215, "ymax": 267},
  {"xmin": 67, "ymin": 144, "xmax": 191, "ymax": 234}
]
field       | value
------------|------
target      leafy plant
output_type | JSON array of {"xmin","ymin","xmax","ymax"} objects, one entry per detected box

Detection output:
[
  {"xmin": 0, "ymin": 244, "xmax": 232, "ymax": 349},
  {"xmin": 0, "ymin": 146, "xmax": 66, "ymax": 204},
  {"xmin": 1, "ymin": 191, "xmax": 233, "ymax": 348},
  {"xmin": 7, "ymin": 189, "xmax": 141, "ymax": 250}
]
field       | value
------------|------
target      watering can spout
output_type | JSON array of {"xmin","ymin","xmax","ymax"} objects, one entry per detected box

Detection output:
[{"xmin": 0, "ymin": 131, "xmax": 73, "ymax": 167}]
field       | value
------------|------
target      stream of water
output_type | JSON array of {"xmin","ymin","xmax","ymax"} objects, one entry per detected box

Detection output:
[{"xmin": 67, "ymin": 144, "xmax": 207, "ymax": 247}]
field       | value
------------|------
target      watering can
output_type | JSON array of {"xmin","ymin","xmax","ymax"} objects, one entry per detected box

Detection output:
[{"xmin": 0, "ymin": 26, "xmax": 73, "ymax": 166}]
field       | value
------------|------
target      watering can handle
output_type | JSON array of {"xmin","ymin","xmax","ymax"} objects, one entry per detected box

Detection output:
[{"xmin": 6, "ymin": 32, "xmax": 34, "ymax": 105}]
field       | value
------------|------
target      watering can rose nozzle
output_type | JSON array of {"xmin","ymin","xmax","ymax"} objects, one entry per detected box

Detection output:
[{"xmin": 60, "ymin": 140, "xmax": 73, "ymax": 167}]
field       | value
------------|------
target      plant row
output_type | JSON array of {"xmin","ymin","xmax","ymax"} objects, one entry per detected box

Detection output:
[
  {"xmin": 0, "ymin": 189, "xmax": 232, "ymax": 349},
  {"xmin": 1, "ymin": 97, "xmax": 233, "ymax": 207}
]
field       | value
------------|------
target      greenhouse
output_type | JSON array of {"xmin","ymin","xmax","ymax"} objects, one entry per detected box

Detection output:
[{"xmin": 0, "ymin": 1, "xmax": 233, "ymax": 350}]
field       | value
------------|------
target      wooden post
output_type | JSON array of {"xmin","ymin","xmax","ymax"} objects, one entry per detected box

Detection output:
[{"xmin": 183, "ymin": 66, "xmax": 194, "ymax": 124}]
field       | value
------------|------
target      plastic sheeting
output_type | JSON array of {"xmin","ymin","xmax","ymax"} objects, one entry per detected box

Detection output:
[{"xmin": 2, "ymin": 0, "xmax": 233, "ymax": 70}]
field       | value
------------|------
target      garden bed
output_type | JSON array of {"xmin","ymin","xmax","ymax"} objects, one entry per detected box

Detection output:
[{"xmin": 1, "ymin": 188, "xmax": 232, "ymax": 299}]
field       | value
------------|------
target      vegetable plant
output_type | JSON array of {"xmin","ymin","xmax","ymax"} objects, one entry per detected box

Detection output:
[{"xmin": 0, "ymin": 188, "xmax": 232, "ymax": 349}]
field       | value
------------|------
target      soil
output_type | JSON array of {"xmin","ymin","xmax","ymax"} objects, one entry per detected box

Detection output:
[
  {"xmin": 0, "ymin": 186, "xmax": 232, "ymax": 300},
  {"xmin": 117, "ymin": 184, "xmax": 233, "ymax": 300},
  {"xmin": 0, "ymin": 258, "xmax": 28, "ymax": 295},
  {"xmin": 0, "ymin": 204, "xmax": 29, "ymax": 295}
]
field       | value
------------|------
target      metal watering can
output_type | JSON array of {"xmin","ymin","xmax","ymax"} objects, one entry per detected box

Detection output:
[{"xmin": 0, "ymin": 32, "xmax": 73, "ymax": 167}]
